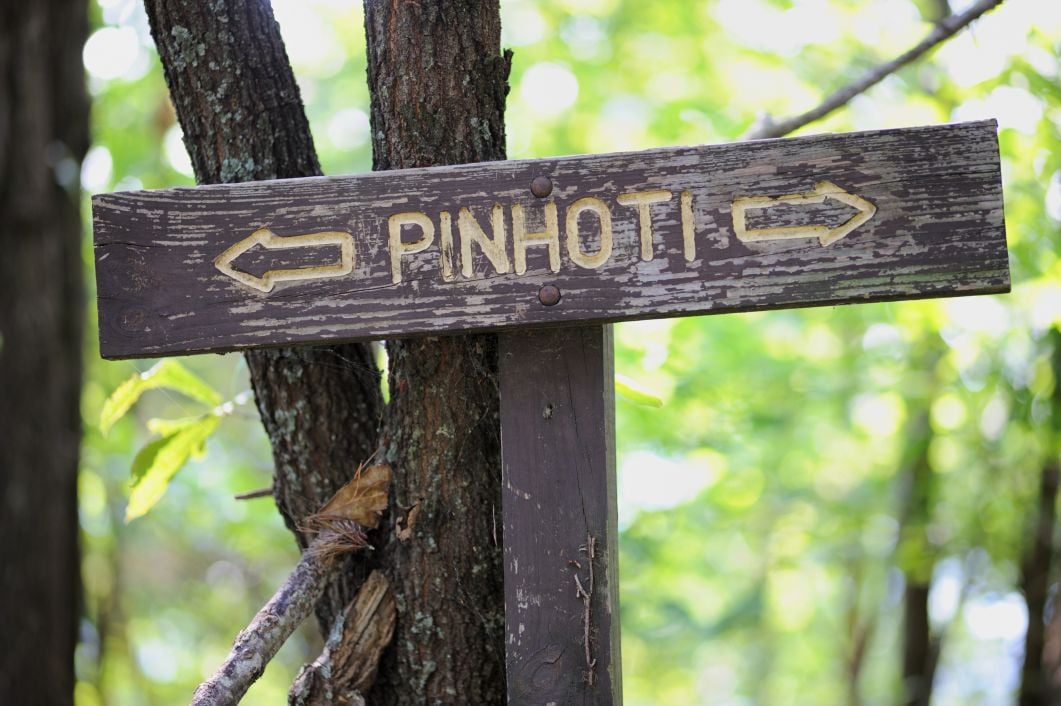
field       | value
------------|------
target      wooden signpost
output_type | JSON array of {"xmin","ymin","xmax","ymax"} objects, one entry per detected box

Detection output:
[{"xmin": 93, "ymin": 120, "xmax": 1008, "ymax": 705}]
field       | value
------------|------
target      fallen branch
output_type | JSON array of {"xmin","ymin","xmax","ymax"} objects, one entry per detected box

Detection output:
[
  {"xmin": 190, "ymin": 547, "xmax": 339, "ymax": 706},
  {"xmin": 191, "ymin": 464, "xmax": 389, "ymax": 706},
  {"xmin": 745, "ymin": 0, "xmax": 1005, "ymax": 140}
]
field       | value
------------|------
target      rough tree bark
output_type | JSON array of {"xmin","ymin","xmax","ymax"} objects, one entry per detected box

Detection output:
[
  {"xmin": 143, "ymin": 0, "xmax": 384, "ymax": 636},
  {"xmin": 0, "ymin": 1, "xmax": 88, "ymax": 704},
  {"xmin": 144, "ymin": 1, "xmax": 510, "ymax": 702},
  {"xmin": 363, "ymin": 4, "xmax": 510, "ymax": 703}
]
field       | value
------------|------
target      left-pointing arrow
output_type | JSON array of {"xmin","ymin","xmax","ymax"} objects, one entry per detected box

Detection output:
[{"xmin": 214, "ymin": 228, "xmax": 355, "ymax": 293}]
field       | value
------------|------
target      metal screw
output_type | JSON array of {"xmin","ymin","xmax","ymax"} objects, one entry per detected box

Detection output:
[
  {"xmin": 538, "ymin": 284, "xmax": 561, "ymax": 306},
  {"xmin": 530, "ymin": 175, "xmax": 553, "ymax": 198}
]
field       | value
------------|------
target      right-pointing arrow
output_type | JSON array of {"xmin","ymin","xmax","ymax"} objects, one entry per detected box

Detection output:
[
  {"xmin": 731, "ymin": 181, "xmax": 877, "ymax": 247},
  {"xmin": 214, "ymin": 228, "xmax": 355, "ymax": 293}
]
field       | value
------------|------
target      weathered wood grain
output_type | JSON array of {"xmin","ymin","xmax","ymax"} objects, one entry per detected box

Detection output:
[
  {"xmin": 93, "ymin": 120, "xmax": 1008, "ymax": 359},
  {"xmin": 499, "ymin": 325, "xmax": 621, "ymax": 705}
]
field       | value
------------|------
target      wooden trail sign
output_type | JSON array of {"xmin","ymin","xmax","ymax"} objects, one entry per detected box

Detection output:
[
  {"xmin": 93, "ymin": 120, "xmax": 1007, "ymax": 360},
  {"xmin": 92, "ymin": 120, "xmax": 1008, "ymax": 706}
]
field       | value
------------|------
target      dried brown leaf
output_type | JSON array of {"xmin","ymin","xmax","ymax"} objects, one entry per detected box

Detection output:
[{"xmin": 317, "ymin": 464, "xmax": 392, "ymax": 529}]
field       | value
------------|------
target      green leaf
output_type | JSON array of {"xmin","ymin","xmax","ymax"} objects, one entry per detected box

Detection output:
[
  {"xmin": 616, "ymin": 373, "xmax": 664, "ymax": 408},
  {"xmin": 100, "ymin": 361, "xmax": 222, "ymax": 434},
  {"xmin": 100, "ymin": 373, "xmax": 151, "ymax": 435},
  {"xmin": 125, "ymin": 414, "xmax": 220, "ymax": 522},
  {"xmin": 145, "ymin": 415, "xmax": 204, "ymax": 436},
  {"xmin": 148, "ymin": 360, "xmax": 223, "ymax": 407}
]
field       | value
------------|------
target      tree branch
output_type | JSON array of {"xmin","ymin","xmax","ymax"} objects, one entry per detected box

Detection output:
[
  {"xmin": 234, "ymin": 487, "xmax": 273, "ymax": 501},
  {"xmin": 745, "ymin": 0, "xmax": 1005, "ymax": 140},
  {"xmin": 190, "ymin": 549, "xmax": 338, "ymax": 706}
]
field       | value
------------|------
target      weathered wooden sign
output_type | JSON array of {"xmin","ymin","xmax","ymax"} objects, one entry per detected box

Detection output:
[{"xmin": 93, "ymin": 120, "xmax": 1007, "ymax": 359}]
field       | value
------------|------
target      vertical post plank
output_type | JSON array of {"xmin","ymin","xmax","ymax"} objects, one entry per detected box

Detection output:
[{"xmin": 499, "ymin": 325, "xmax": 622, "ymax": 705}]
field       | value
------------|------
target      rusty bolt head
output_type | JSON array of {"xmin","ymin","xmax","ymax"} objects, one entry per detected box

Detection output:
[
  {"xmin": 538, "ymin": 284, "xmax": 561, "ymax": 306},
  {"xmin": 530, "ymin": 175, "xmax": 553, "ymax": 198}
]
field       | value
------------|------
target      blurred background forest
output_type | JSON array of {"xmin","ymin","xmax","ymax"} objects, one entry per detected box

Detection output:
[{"xmin": 65, "ymin": 0, "xmax": 1060, "ymax": 704}]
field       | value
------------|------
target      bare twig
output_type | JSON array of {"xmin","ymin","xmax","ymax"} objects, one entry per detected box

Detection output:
[
  {"xmin": 574, "ymin": 535, "xmax": 597, "ymax": 686},
  {"xmin": 190, "ymin": 548, "xmax": 338, "ymax": 706},
  {"xmin": 745, "ymin": 0, "xmax": 1005, "ymax": 140},
  {"xmin": 233, "ymin": 487, "xmax": 273, "ymax": 501}
]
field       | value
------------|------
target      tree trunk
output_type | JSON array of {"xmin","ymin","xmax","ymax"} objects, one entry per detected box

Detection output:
[
  {"xmin": 1018, "ymin": 329, "xmax": 1061, "ymax": 706},
  {"xmin": 145, "ymin": 1, "xmax": 511, "ymax": 701},
  {"xmin": 897, "ymin": 350, "xmax": 943, "ymax": 706},
  {"xmin": 899, "ymin": 422, "xmax": 941, "ymax": 706},
  {"xmin": 1042, "ymin": 596, "xmax": 1061, "ymax": 703},
  {"xmin": 0, "ymin": 0, "xmax": 88, "ymax": 703},
  {"xmin": 1018, "ymin": 463, "xmax": 1059, "ymax": 706},
  {"xmin": 363, "ymin": 4, "xmax": 510, "ymax": 703},
  {"xmin": 843, "ymin": 557, "xmax": 874, "ymax": 706},
  {"xmin": 143, "ymin": 0, "xmax": 384, "ymax": 635},
  {"xmin": 901, "ymin": 580, "xmax": 939, "ymax": 706}
]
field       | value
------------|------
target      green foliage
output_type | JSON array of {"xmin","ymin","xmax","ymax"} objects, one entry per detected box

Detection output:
[
  {"xmin": 126, "ymin": 414, "xmax": 220, "ymax": 522},
  {"xmin": 100, "ymin": 360, "xmax": 221, "ymax": 434},
  {"xmin": 99, "ymin": 360, "xmax": 232, "ymax": 521}
]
